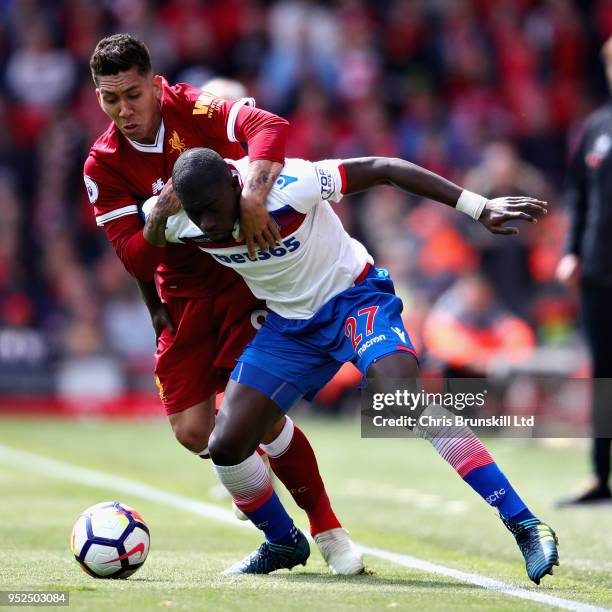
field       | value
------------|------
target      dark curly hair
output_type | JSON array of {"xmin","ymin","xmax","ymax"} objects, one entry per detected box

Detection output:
[{"xmin": 89, "ymin": 34, "xmax": 151, "ymax": 85}]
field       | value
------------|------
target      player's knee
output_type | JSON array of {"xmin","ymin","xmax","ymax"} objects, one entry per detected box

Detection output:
[
  {"xmin": 171, "ymin": 419, "xmax": 212, "ymax": 454},
  {"xmin": 261, "ymin": 415, "xmax": 286, "ymax": 444},
  {"xmin": 208, "ymin": 427, "xmax": 254, "ymax": 466},
  {"xmin": 369, "ymin": 352, "xmax": 419, "ymax": 379}
]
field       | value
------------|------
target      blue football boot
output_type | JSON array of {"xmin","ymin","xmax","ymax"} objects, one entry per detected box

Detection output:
[
  {"xmin": 503, "ymin": 516, "xmax": 559, "ymax": 585},
  {"xmin": 222, "ymin": 528, "xmax": 310, "ymax": 575}
]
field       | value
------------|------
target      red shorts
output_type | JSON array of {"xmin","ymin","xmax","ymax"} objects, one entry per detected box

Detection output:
[{"xmin": 154, "ymin": 280, "xmax": 267, "ymax": 415}]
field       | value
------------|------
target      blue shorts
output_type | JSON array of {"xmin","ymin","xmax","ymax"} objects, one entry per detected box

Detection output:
[{"xmin": 229, "ymin": 267, "xmax": 417, "ymax": 411}]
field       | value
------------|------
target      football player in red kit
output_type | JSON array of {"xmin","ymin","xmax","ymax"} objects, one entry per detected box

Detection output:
[{"xmin": 84, "ymin": 34, "xmax": 363, "ymax": 574}]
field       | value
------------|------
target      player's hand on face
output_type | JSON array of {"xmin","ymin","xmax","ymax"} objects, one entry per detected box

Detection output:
[
  {"xmin": 148, "ymin": 302, "xmax": 176, "ymax": 340},
  {"xmin": 239, "ymin": 192, "xmax": 281, "ymax": 259},
  {"xmin": 479, "ymin": 196, "xmax": 548, "ymax": 235},
  {"xmin": 155, "ymin": 178, "xmax": 183, "ymax": 218}
]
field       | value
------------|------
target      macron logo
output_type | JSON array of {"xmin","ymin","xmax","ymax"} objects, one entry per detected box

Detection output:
[
  {"xmin": 391, "ymin": 327, "xmax": 406, "ymax": 344},
  {"xmin": 152, "ymin": 178, "xmax": 165, "ymax": 194},
  {"xmin": 357, "ymin": 334, "xmax": 386, "ymax": 357}
]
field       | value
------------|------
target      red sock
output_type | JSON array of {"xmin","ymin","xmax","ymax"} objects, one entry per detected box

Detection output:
[{"xmin": 264, "ymin": 422, "xmax": 341, "ymax": 536}]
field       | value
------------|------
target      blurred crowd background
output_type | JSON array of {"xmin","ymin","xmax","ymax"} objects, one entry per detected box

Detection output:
[{"xmin": 0, "ymin": 0, "xmax": 609, "ymax": 411}]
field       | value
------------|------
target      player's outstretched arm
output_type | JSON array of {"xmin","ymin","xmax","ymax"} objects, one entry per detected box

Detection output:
[{"xmin": 342, "ymin": 157, "xmax": 548, "ymax": 235}]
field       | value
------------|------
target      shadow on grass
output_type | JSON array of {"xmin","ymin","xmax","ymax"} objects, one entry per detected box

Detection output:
[
  {"xmin": 62, "ymin": 585, "xmax": 98, "ymax": 591},
  {"xmin": 124, "ymin": 570, "xmax": 480, "ymax": 590},
  {"xmin": 272, "ymin": 573, "xmax": 482, "ymax": 591},
  {"xmin": 206, "ymin": 571, "xmax": 484, "ymax": 592}
]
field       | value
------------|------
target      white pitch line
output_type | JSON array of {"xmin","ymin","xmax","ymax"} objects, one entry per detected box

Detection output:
[
  {"xmin": 0, "ymin": 444, "xmax": 606, "ymax": 612},
  {"xmin": 356, "ymin": 545, "xmax": 606, "ymax": 612}
]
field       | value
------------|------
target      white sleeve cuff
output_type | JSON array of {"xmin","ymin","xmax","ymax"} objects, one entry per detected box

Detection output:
[
  {"xmin": 226, "ymin": 97, "xmax": 256, "ymax": 143},
  {"xmin": 95, "ymin": 204, "xmax": 139, "ymax": 226}
]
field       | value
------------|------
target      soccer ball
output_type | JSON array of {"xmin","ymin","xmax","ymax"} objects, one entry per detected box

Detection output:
[{"xmin": 70, "ymin": 501, "xmax": 150, "ymax": 578}]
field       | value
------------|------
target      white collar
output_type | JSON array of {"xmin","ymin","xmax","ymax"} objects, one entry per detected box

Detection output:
[{"xmin": 126, "ymin": 120, "xmax": 165, "ymax": 153}]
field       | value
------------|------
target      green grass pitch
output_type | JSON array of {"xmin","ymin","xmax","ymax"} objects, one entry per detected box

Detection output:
[{"xmin": 0, "ymin": 417, "xmax": 610, "ymax": 611}]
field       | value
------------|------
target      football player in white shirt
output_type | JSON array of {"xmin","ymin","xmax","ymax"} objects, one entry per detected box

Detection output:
[{"xmin": 160, "ymin": 148, "xmax": 559, "ymax": 584}]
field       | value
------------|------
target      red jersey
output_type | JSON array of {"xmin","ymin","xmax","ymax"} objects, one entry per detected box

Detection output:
[{"xmin": 83, "ymin": 78, "xmax": 288, "ymax": 299}]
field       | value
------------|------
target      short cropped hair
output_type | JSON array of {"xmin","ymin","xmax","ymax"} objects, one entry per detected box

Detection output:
[
  {"xmin": 89, "ymin": 34, "xmax": 151, "ymax": 85},
  {"xmin": 172, "ymin": 148, "xmax": 231, "ymax": 208}
]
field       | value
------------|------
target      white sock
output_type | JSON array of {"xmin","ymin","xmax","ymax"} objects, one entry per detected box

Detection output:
[
  {"xmin": 212, "ymin": 452, "xmax": 272, "ymax": 507},
  {"xmin": 259, "ymin": 416, "xmax": 294, "ymax": 458}
]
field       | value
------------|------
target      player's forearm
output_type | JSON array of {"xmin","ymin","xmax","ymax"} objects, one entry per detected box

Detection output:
[
  {"xmin": 136, "ymin": 278, "xmax": 162, "ymax": 310},
  {"xmin": 143, "ymin": 209, "xmax": 169, "ymax": 247},
  {"xmin": 344, "ymin": 157, "xmax": 462, "ymax": 206},
  {"xmin": 104, "ymin": 216, "xmax": 164, "ymax": 281},
  {"xmin": 244, "ymin": 160, "xmax": 283, "ymax": 203},
  {"xmin": 120, "ymin": 231, "xmax": 164, "ymax": 280},
  {"xmin": 387, "ymin": 159, "xmax": 463, "ymax": 206}
]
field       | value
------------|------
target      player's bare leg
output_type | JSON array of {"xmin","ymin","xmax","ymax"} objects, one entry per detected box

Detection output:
[
  {"xmin": 209, "ymin": 382, "xmax": 363, "ymax": 575},
  {"xmin": 168, "ymin": 398, "xmax": 216, "ymax": 457},
  {"xmin": 168, "ymin": 396, "xmax": 287, "ymax": 455},
  {"xmin": 209, "ymin": 382, "xmax": 310, "ymax": 574},
  {"xmin": 210, "ymin": 382, "xmax": 284, "ymax": 465},
  {"xmin": 259, "ymin": 415, "xmax": 362, "ymax": 574},
  {"xmin": 368, "ymin": 352, "xmax": 559, "ymax": 585},
  {"xmin": 170, "ymin": 389, "xmax": 361, "ymax": 574},
  {"xmin": 168, "ymin": 396, "xmax": 277, "ymax": 513}
]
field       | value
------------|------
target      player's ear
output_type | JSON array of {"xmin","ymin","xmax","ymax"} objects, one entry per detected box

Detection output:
[
  {"xmin": 232, "ymin": 174, "xmax": 242, "ymax": 196},
  {"xmin": 95, "ymin": 88, "xmax": 103, "ymax": 108},
  {"xmin": 152, "ymin": 75, "xmax": 163, "ymax": 101}
]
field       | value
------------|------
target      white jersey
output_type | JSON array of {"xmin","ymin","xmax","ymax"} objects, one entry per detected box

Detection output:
[{"xmin": 142, "ymin": 157, "xmax": 373, "ymax": 319}]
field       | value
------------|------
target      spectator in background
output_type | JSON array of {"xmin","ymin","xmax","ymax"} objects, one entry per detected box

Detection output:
[
  {"xmin": 463, "ymin": 142, "xmax": 551, "ymax": 319},
  {"xmin": 0, "ymin": 293, "xmax": 51, "ymax": 395},
  {"xmin": 555, "ymin": 36, "xmax": 612, "ymax": 506},
  {"xmin": 424, "ymin": 274, "xmax": 535, "ymax": 377},
  {"xmin": 259, "ymin": 0, "xmax": 339, "ymax": 112},
  {"xmin": 0, "ymin": 0, "xmax": 606, "ymax": 412},
  {"xmin": 201, "ymin": 77, "xmax": 247, "ymax": 101},
  {"xmin": 5, "ymin": 18, "xmax": 76, "ymax": 109}
]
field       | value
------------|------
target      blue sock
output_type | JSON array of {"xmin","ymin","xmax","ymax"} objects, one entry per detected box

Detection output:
[
  {"xmin": 463, "ymin": 463, "xmax": 535, "ymax": 521},
  {"xmin": 270, "ymin": 524, "xmax": 301, "ymax": 547},
  {"xmin": 243, "ymin": 491, "xmax": 294, "ymax": 542}
]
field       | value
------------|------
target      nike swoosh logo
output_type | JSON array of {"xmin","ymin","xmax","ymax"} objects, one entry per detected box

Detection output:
[{"xmin": 104, "ymin": 542, "xmax": 145, "ymax": 564}]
